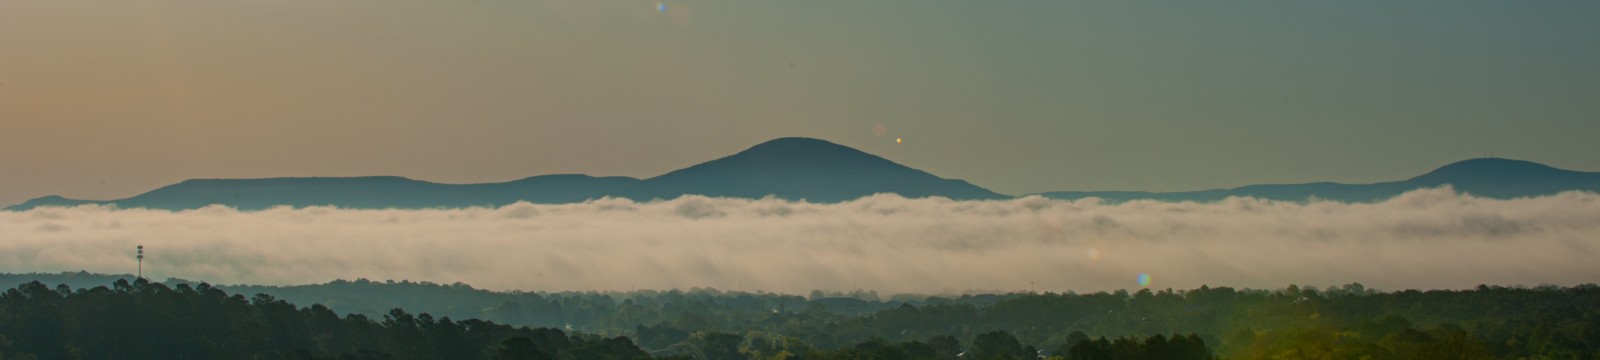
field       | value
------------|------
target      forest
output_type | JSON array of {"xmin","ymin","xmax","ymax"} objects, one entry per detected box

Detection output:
[{"xmin": 1, "ymin": 273, "xmax": 1598, "ymax": 359}]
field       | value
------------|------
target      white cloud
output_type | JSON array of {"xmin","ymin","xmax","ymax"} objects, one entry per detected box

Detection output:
[{"xmin": 2, "ymin": 187, "xmax": 1597, "ymax": 294}]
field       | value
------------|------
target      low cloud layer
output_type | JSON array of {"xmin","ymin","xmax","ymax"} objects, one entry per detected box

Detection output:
[{"xmin": 2, "ymin": 187, "xmax": 1597, "ymax": 294}]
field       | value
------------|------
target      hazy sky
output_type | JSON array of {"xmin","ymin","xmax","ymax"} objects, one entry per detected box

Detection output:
[{"xmin": 2, "ymin": 1, "xmax": 1598, "ymax": 207}]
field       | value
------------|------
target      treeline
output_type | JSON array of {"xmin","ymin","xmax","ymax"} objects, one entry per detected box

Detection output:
[
  {"xmin": 0, "ymin": 279, "xmax": 1209, "ymax": 360},
  {"xmin": 700, "ymin": 284, "xmax": 1600, "ymax": 359},
  {"xmin": 0, "ymin": 279, "xmax": 651, "ymax": 359},
  {"xmin": 255, "ymin": 280, "xmax": 1592, "ymax": 359},
  {"xmin": 5, "ymin": 272, "xmax": 1599, "ymax": 359}
]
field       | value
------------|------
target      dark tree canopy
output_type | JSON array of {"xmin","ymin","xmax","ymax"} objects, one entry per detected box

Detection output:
[
  {"xmin": 2, "ymin": 275, "xmax": 1597, "ymax": 360},
  {"xmin": 0, "ymin": 280, "xmax": 649, "ymax": 360}
]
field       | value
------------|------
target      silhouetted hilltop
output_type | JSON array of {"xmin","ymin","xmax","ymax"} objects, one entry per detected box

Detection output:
[
  {"xmin": 119, "ymin": 176, "xmax": 450, "ymax": 210},
  {"xmin": 7, "ymin": 195, "xmax": 103, "ymax": 209},
  {"xmin": 4, "ymin": 138, "xmax": 1003, "ymax": 210},
  {"xmin": 9, "ymin": 142, "xmax": 1599, "ymax": 211},
  {"xmin": 614, "ymin": 137, "xmax": 1007, "ymax": 202},
  {"xmin": 76, "ymin": 175, "xmax": 641, "ymax": 211},
  {"xmin": 1038, "ymin": 158, "xmax": 1600, "ymax": 202},
  {"xmin": 1401, "ymin": 158, "xmax": 1599, "ymax": 198}
]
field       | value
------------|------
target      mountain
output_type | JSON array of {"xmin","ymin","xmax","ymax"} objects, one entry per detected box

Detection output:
[
  {"xmin": 7, "ymin": 174, "xmax": 643, "ymax": 211},
  {"xmin": 6, "ymin": 195, "xmax": 105, "ymax": 209},
  {"xmin": 1037, "ymin": 158, "xmax": 1600, "ymax": 202},
  {"xmin": 9, "ymin": 142, "xmax": 1595, "ymax": 211},
  {"xmin": 6, "ymin": 175, "xmax": 642, "ymax": 211},
  {"xmin": 110, "ymin": 174, "xmax": 644, "ymax": 211},
  {"xmin": 4, "ymin": 137, "xmax": 1005, "ymax": 211},
  {"xmin": 614, "ymin": 137, "xmax": 1007, "ymax": 202}
]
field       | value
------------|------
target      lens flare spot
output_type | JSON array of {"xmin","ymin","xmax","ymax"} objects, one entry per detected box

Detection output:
[
  {"xmin": 1137, "ymin": 273, "xmax": 1152, "ymax": 288},
  {"xmin": 896, "ymin": 137, "xmax": 903, "ymax": 144},
  {"xmin": 656, "ymin": 2, "xmax": 666, "ymax": 12}
]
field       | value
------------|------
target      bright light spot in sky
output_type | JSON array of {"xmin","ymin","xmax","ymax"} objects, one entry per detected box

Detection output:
[
  {"xmin": 656, "ymin": 2, "xmax": 666, "ymax": 13},
  {"xmin": 896, "ymin": 137, "xmax": 903, "ymax": 144},
  {"xmin": 1137, "ymin": 273, "xmax": 1152, "ymax": 288}
]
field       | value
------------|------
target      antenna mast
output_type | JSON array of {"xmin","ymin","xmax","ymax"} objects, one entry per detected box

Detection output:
[{"xmin": 137, "ymin": 245, "xmax": 144, "ymax": 280}]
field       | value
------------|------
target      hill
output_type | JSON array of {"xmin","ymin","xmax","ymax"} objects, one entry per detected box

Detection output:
[
  {"xmin": 4, "ymin": 138, "xmax": 1004, "ymax": 211},
  {"xmin": 614, "ymin": 137, "xmax": 1006, "ymax": 202},
  {"xmin": 9, "ymin": 143, "xmax": 1598, "ymax": 211},
  {"xmin": 1037, "ymin": 158, "xmax": 1600, "ymax": 202}
]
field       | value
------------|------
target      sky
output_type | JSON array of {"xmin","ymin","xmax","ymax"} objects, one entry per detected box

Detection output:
[
  {"xmin": 4, "ymin": 188, "xmax": 1598, "ymax": 293},
  {"xmin": 2, "ymin": 1, "xmax": 1599, "ymax": 207}
]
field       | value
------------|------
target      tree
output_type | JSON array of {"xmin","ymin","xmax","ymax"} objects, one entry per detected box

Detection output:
[
  {"xmin": 928, "ymin": 335, "xmax": 961, "ymax": 358},
  {"xmin": 496, "ymin": 337, "xmax": 553, "ymax": 360},
  {"xmin": 972, "ymin": 331, "xmax": 1024, "ymax": 359},
  {"xmin": 695, "ymin": 332, "xmax": 746, "ymax": 360}
]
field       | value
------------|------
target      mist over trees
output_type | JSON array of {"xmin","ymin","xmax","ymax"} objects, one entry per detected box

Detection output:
[{"xmin": 9, "ymin": 188, "xmax": 1600, "ymax": 293}]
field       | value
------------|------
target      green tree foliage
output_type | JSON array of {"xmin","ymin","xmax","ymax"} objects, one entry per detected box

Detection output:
[
  {"xmin": 1067, "ymin": 334, "xmax": 1213, "ymax": 360},
  {"xmin": 972, "ymin": 331, "xmax": 1025, "ymax": 359},
  {"xmin": 4, "ymin": 274, "xmax": 1599, "ymax": 360},
  {"xmin": 0, "ymin": 280, "xmax": 649, "ymax": 359},
  {"xmin": 928, "ymin": 334, "xmax": 961, "ymax": 357}
]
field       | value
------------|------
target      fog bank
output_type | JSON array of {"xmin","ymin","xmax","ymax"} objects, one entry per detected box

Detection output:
[{"xmin": 2, "ymin": 187, "xmax": 1596, "ymax": 294}]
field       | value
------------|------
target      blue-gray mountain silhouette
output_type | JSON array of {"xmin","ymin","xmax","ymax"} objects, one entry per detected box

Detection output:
[
  {"xmin": 7, "ymin": 144, "xmax": 1597, "ymax": 211},
  {"xmin": 1036, "ymin": 158, "xmax": 1600, "ymax": 202},
  {"xmin": 123, "ymin": 175, "xmax": 642, "ymax": 211},
  {"xmin": 614, "ymin": 137, "xmax": 1006, "ymax": 202},
  {"xmin": 7, "ymin": 175, "xmax": 640, "ymax": 211},
  {"xmin": 4, "ymin": 137, "xmax": 1003, "ymax": 211},
  {"xmin": 7, "ymin": 195, "xmax": 101, "ymax": 209}
]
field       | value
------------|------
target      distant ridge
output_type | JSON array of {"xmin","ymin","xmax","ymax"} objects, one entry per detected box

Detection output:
[
  {"xmin": 5, "ymin": 138, "xmax": 1004, "ymax": 211},
  {"xmin": 8, "ymin": 195, "xmax": 102, "ymax": 209},
  {"xmin": 614, "ymin": 137, "xmax": 1006, "ymax": 202},
  {"xmin": 138, "ymin": 175, "xmax": 643, "ymax": 210},
  {"xmin": 1036, "ymin": 158, "xmax": 1600, "ymax": 203},
  {"xmin": 8, "ymin": 144, "xmax": 1598, "ymax": 211},
  {"xmin": 8, "ymin": 175, "xmax": 643, "ymax": 211}
]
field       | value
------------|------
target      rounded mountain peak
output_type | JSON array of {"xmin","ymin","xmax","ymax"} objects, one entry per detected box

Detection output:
[
  {"xmin": 722, "ymin": 137, "xmax": 887, "ymax": 167},
  {"xmin": 617, "ymin": 137, "xmax": 1006, "ymax": 202},
  {"xmin": 740, "ymin": 137, "xmax": 856, "ymax": 153},
  {"xmin": 1408, "ymin": 158, "xmax": 1577, "ymax": 184},
  {"xmin": 1414, "ymin": 157, "xmax": 1561, "ymax": 180}
]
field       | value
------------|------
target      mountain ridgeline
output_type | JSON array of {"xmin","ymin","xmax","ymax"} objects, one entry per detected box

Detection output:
[
  {"xmin": 1038, "ymin": 158, "xmax": 1600, "ymax": 203},
  {"xmin": 611, "ymin": 137, "xmax": 1002, "ymax": 202},
  {"xmin": 6, "ymin": 138, "xmax": 1004, "ymax": 211},
  {"xmin": 7, "ymin": 138, "xmax": 1598, "ymax": 211}
]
